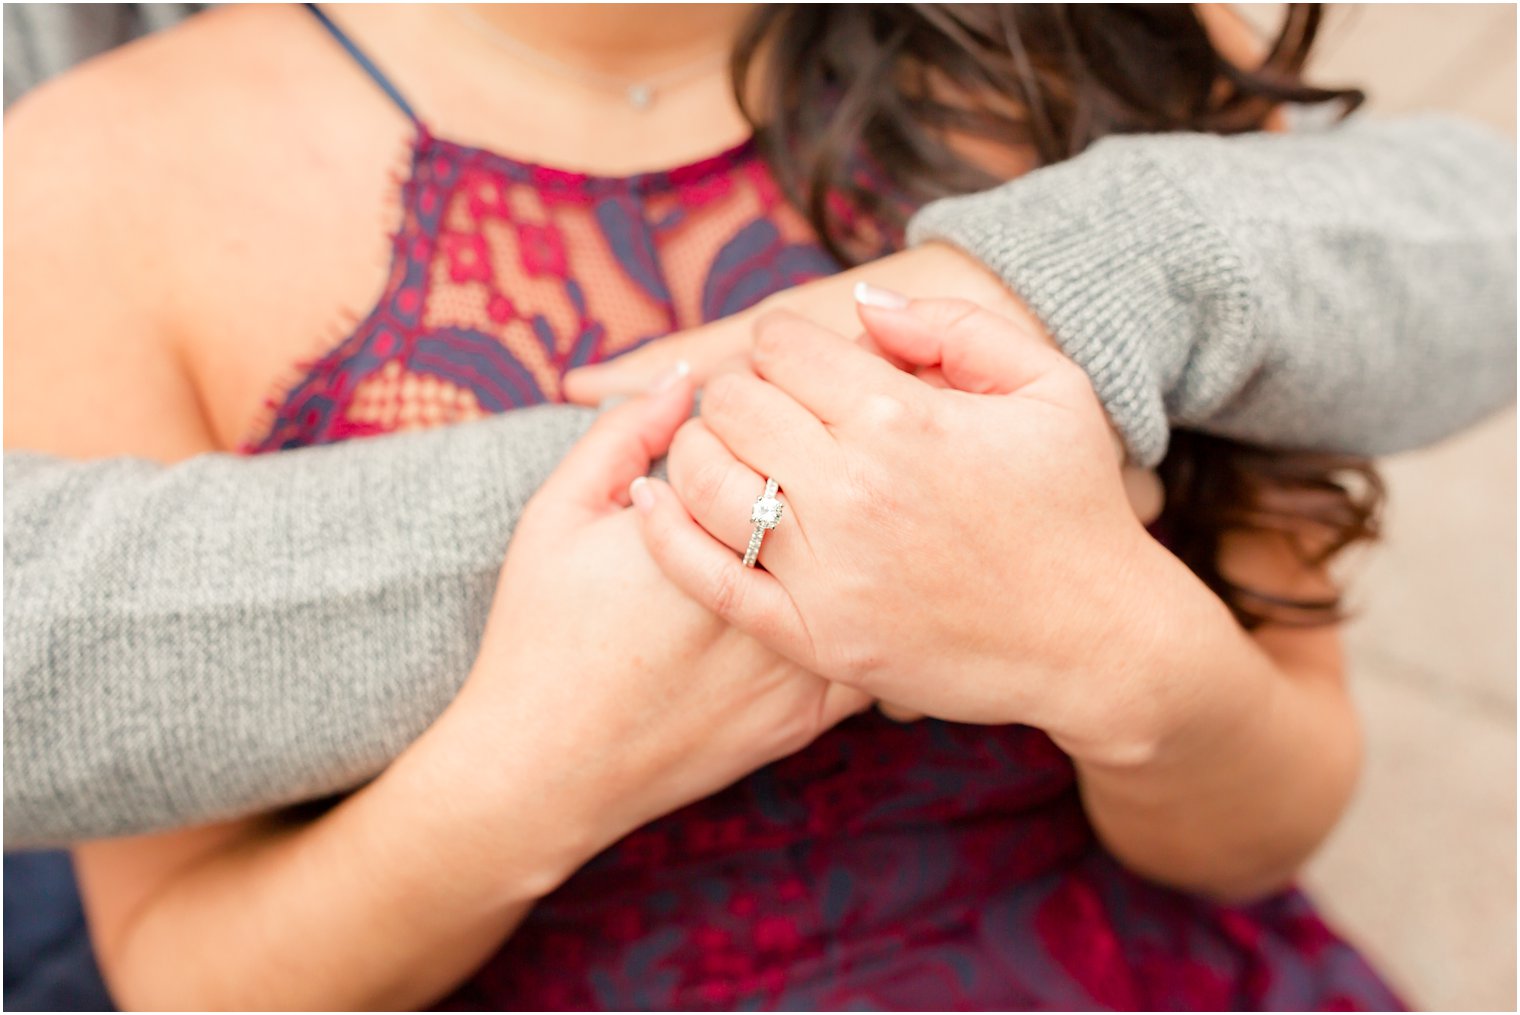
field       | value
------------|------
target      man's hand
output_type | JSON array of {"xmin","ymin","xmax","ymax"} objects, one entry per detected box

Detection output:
[{"xmin": 626, "ymin": 299, "xmax": 1208, "ymax": 764}]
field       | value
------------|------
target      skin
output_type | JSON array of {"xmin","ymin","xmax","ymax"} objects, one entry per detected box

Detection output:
[
  {"xmin": 5, "ymin": 5, "xmax": 869, "ymax": 1008},
  {"xmin": 632, "ymin": 297, "xmax": 1359, "ymax": 900},
  {"xmin": 4, "ymin": 2, "xmax": 1354, "ymax": 1008},
  {"xmin": 63, "ymin": 385, "xmax": 868, "ymax": 1010},
  {"xmin": 559, "ymin": 245, "xmax": 1168, "ymax": 522}
]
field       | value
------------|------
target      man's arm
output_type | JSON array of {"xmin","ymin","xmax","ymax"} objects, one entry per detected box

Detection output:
[
  {"xmin": 909, "ymin": 114, "xmax": 1518, "ymax": 466},
  {"xmin": 9, "ymin": 116, "xmax": 1514, "ymax": 847},
  {"xmin": 4, "ymin": 407, "xmax": 592, "ymax": 847}
]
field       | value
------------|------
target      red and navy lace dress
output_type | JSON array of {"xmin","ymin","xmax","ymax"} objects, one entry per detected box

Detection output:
[{"xmin": 247, "ymin": 11, "xmax": 1405, "ymax": 1010}]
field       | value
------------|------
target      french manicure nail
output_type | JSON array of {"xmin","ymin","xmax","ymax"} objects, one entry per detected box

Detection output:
[
  {"xmin": 854, "ymin": 281, "xmax": 910, "ymax": 310},
  {"xmin": 647, "ymin": 359, "xmax": 691, "ymax": 394},
  {"xmin": 629, "ymin": 476, "xmax": 655, "ymax": 513}
]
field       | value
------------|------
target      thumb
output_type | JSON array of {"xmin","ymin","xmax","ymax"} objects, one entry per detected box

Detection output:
[
  {"xmin": 538, "ymin": 370, "xmax": 695, "ymax": 512},
  {"xmin": 854, "ymin": 288, "xmax": 1065, "ymax": 396}
]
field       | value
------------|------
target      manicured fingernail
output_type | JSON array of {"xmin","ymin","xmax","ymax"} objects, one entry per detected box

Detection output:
[
  {"xmin": 854, "ymin": 281, "xmax": 910, "ymax": 310},
  {"xmin": 629, "ymin": 476, "xmax": 655, "ymax": 513},
  {"xmin": 647, "ymin": 360, "xmax": 691, "ymax": 394}
]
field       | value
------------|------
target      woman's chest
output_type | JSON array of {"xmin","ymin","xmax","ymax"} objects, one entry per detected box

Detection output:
[{"xmin": 174, "ymin": 133, "xmax": 840, "ymax": 452}]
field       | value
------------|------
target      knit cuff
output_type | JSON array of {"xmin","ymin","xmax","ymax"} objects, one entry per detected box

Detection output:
[{"xmin": 906, "ymin": 139, "xmax": 1254, "ymax": 468}]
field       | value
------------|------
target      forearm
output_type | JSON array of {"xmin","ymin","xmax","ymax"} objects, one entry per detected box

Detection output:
[
  {"xmin": 909, "ymin": 115, "xmax": 1518, "ymax": 466},
  {"xmin": 1061, "ymin": 558, "xmax": 1360, "ymax": 902},
  {"xmin": 4, "ymin": 405, "xmax": 594, "ymax": 847},
  {"xmin": 82, "ymin": 682, "xmax": 580, "ymax": 1011}
]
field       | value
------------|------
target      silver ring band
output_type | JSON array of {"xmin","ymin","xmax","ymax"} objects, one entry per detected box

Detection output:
[{"xmin": 743, "ymin": 478, "xmax": 783, "ymax": 568}]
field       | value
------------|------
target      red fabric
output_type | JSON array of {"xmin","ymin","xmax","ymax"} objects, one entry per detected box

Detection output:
[{"xmin": 249, "ymin": 127, "xmax": 1402, "ymax": 1011}]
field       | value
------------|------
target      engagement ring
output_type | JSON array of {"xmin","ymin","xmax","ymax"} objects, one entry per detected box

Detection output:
[{"xmin": 743, "ymin": 478, "xmax": 784, "ymax": 568}]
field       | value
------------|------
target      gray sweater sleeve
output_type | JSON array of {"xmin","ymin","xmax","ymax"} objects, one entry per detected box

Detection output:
[
  {"xmin": 909, "ymin": 114, "xmax": 1518, "ymax": 466},
  {"xmin": 5, "ymin": 407, "xmax": 593, "ymax": 846},
  {"xmin": 7, "ymin": 115, "xmax": 1515, "ymax": 847}
]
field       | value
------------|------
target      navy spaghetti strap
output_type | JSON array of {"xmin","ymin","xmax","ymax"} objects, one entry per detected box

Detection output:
[{"xmin": 304, "ymin": 3, "xmax": 420, "ymax": 123}]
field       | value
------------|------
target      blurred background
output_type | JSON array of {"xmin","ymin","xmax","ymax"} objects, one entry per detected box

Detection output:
[
  {"xmin": 1237, "ymin": 4, "xmax": 1517, "ymax": 1010},
  {"xmin": 4, "ymin": 4, "xmax": 1516, "ymax": 1010}
]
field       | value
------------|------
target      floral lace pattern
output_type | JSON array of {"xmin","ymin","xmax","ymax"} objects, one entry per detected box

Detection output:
[
  {"xmin": 244, "ymin": 129, "xmax": 836, "ymax": 450},
  {"xmin": 249, "ymin": 125, "xmax": 1401, "ymax": 1010}
]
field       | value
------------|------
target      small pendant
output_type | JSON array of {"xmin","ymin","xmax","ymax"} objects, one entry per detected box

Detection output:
[{"xmin": 627, "ymin": 83, "xmax": 654, "ymax": 110}]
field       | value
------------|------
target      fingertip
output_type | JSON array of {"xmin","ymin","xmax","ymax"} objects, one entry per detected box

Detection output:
[
  {"xmin": 646, "ymin": 359, "xmax": 691, "ymax": 395},
  {"xmin": 748, "ymin": 309, "xmax": 803, "ymax": 364},
  {"xmin": 853, "ymin": 281, "xmax": 910, "ymax": 311},
  {"xmin": 561, "ymin": 365, "xmax": 602, "ymax": 406},
  {"xmin": 629, "ymin": 476, "xmax": 655, "ymax": 514},
  {"xmin": 629, "ymin": 475, "xmax": 683, "ymax": 535},
  {"xmin": 856, "ymin": 301, "xmax": 941, "ymax": 366}
]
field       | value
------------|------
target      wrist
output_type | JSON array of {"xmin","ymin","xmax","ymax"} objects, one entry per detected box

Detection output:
[
  {"xmin": 386, "ymin": 676, "xmax": 603, "ymax": 903},
  {"xmin": 1047, "ymin": 531, "xmax": 1273, "ymax": 769}
]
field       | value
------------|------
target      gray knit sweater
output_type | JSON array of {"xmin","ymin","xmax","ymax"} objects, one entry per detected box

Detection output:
[{"xmin": 6, "ymin": 115, "xmax": 1515, "ymax": 847}]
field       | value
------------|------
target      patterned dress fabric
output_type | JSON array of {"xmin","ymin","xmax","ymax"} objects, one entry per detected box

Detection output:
[
  {"xmin": 243, "ymin": 13, "xmax": 1407, "ymax": 1010},
  {"xmin": 243, "ymin": 129, "xmax": 835, "ymax": 450}
]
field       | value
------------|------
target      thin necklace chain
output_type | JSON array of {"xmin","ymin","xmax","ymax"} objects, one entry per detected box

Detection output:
[{"xmin": 448, "ymin": 5, "xmax": 731, "ymax": 110}]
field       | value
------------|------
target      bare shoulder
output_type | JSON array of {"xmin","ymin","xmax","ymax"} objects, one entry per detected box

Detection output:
[
  {"xmin": 3, "ymin": 4, "xmax": 408, "ymax": 456},
  {"xmin": 1, "ymin": 4, "xmax": 367, "ymax": 459},
  {"xmin": 5, "ymin": 4, "xmax": 365, "ymax": 229}
]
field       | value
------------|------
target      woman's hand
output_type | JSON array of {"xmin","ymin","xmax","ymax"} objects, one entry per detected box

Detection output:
[
  {"xmin": 627, "ymin": 299, "xmax": 1234, "ymax": 765},
  {"xmin": 628, "ymin": 297, "xmax": 1363, "ymax": 902},
  {"xmin": 449, "ymin": 375, "xmax": 870, "ymax": 883},
  {"xmin": 73, "ymin": 378, "xmax": 870, "ymax": 1012}
]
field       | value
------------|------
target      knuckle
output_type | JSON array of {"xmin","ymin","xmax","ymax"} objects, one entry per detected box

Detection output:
[
  {"xmin": 665, "ymin": 420, "xmax": 703, "ymax": 478},
  {"xmin": 701, "ymin": 372, "xmax": 742, "ymax": 418},
  {"xmin": 666, "ymin": 417, "xmax": 697, "ymax": 458},
  {"xmin": 858, "ymin": 392, "xmax": 911, "ymax": 430},
  {"xmin": 684, "ymin": 458, "xmax": 729, "ymax": 517},
  {"xmin": 934, "ymin": 297, "xmax": 984, "ymax": 333},
  {"xmin": 752, "ymin": 307, "xmax": 806, "ymax": 340},
  {"xmin": 857, "ymin": 389, "xmax": 940, "ymax": 439},
  {"xmin": 750, "ymin": 313, "xmax": 795, "ymax": 364}
]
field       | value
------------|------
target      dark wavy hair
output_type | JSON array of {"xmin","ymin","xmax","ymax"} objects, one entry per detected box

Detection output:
[{"xmin": 731, "ymin": 3, "xmax": 1382, "ymax": 628}]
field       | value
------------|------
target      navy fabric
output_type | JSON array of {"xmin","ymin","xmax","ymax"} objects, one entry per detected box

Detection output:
[{"xmin": 4, "ymin": 851, "xmax": 114, "ymax": 1012}]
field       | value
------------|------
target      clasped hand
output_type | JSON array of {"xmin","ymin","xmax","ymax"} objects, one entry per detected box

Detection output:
[
  {"xmin": 470, "ymin": 292, "xmax": 1204, "ymax": 882},
  {"xmin": 629, "ymin": 296, "xmax": 1204, "ymax": 764}
]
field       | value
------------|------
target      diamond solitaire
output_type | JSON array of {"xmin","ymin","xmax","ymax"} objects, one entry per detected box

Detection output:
[
  {"xmin": 743, "ymin": 478, "xmax": 783, "ymax": 567},
  {"xmin": 751, "ymin": 495, "xmax": 784, "ymax": 527}
]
